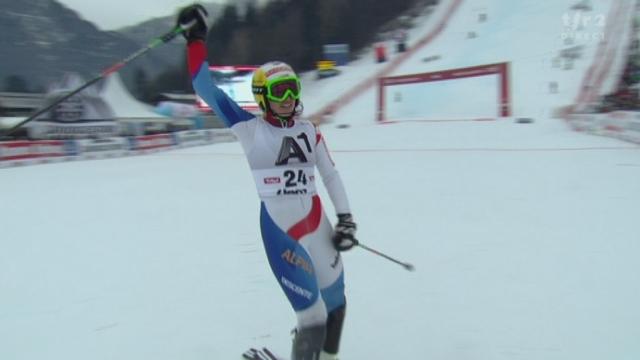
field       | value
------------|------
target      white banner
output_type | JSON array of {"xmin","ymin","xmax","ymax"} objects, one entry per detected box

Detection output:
[
  {"xmin": 75, "ymin": 138, "xmax": 128, "ymax": 158},
  {"xmin": 175, "ymin": 130, "xmax": 208, "ymax": 147}
]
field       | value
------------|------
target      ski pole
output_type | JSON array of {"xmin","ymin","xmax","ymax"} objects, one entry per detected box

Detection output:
[
  {"xmin": 2, "ymin": 20, "xmax": 197, "ymax": 137},
  {"xmin": 356, "ymin": 241, "xmax": 415, "ymax": 271}
]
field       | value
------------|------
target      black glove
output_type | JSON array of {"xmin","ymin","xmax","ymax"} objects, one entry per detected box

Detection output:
[
  {"xmin": 332, "ymin": 214, "xmax": 358, "ymax": 251},
  {"xmin": 177, "ymin": 4, "xmax": 208, "ymax": 42}
]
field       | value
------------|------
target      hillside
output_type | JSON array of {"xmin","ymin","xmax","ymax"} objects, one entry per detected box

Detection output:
[{"xmin": 0, "ymin": 0, "xmax": 165, "ymax": 91}]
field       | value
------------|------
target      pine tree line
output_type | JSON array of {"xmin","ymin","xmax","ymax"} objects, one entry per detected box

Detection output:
[
  {"xmin": 144, "ymin": 0, "xmax": 436, "ymax": 98},
  {"xmin": 2, "ymin": 0, "xmax": 436, "ymax": 99}
]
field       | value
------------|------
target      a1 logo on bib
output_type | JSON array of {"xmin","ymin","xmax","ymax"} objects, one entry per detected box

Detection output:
[{"xmin": 275, "ymin": 133, "xmax": 312, "ymax": 166}]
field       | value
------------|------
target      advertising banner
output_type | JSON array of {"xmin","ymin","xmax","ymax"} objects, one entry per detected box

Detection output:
[
  {"xmin": 0, "ymin": 140, "xmax": 72, "ymax": 163},
  {"xmin": 75, "ymin": 138, "xmax": 128, "ymax": 158},
  {"xmin": 1, "ymin": 130, "xmax": 237, "ymax": 168},
  {"xmin": 128, "ymin": 134, "xmax": 176, "ymax": 152}
]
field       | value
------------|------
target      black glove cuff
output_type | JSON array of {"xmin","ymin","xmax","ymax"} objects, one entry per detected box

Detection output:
[{"xmin": 337, "ymin": 213, "xmax": 353, "ymax": 222}]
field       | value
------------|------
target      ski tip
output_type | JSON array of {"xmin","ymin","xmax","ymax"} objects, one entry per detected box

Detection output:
[
  {"xmin": 242, "ymin": 348, "xmax": 258, "ymax": 359},
  {"xmin": 242, "ymin": 347, "xmax": 282, "ymax": 360}
]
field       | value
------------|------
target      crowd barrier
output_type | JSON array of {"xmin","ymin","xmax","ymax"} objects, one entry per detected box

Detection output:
[
  {"xmin": 0, "ymin": 129, "xmax": 236, "ymax": 168},
  {"xmin": 566, "ymin": 111, "xmax": 640, "ymax": 144}
]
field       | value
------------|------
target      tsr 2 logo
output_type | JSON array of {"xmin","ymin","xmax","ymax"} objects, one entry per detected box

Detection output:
[
  {"xmin": 561, "ymin": 12, "xmax": 605, "ymax": 42},
  {"xmin": 562, "ymin": 12, "xmax": 605, "ymax": 31}
]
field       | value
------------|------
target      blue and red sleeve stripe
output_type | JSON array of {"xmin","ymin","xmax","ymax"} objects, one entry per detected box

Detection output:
[{"xmin": 187, "ymin": 40, "xmax": 254, "ymax": 127}]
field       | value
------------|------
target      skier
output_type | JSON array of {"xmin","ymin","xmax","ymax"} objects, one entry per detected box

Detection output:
[{"xmin": 176, "ymin": 5, "xmax": 358, "ymax": 360}]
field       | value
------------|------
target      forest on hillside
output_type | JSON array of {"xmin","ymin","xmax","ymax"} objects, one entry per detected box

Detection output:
[{"xmin": 146, "ymin": 0, "xmax": 437, "ymax": 96}]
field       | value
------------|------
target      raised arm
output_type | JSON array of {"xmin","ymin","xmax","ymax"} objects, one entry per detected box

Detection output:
[{"xmin": 178, "ymin": 5, "xmax": 254, "ymax": 128}]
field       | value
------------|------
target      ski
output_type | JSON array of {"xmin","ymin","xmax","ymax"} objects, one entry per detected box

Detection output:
[{"xmin": 242, "ymin": 347, "xmax": 285, "ymax": 360}]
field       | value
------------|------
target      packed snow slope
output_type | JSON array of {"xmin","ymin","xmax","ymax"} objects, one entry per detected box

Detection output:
[
  {"xmin": 2, "ymin": 1, "xmax": 640, "ymax": 360},
  {"xmin": 303, "ymin": 0, "xmax": 632, "ymax": 122}
]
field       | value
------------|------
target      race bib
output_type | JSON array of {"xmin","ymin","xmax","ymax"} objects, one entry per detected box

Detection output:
[{"xmin": 253, "ymin": 167, "xmax": 317, "ymax": 197}]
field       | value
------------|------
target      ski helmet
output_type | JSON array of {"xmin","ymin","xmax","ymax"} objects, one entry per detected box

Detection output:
[{"xmin": 251, "ymin": 61, "xmax": 301, "ymax": 112}]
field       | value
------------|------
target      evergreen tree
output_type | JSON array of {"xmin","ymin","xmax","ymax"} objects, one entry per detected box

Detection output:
[
  {"xmin": 133, "ymin": 68, "xmax": 151, "ymax": 103},
  {"xmin": 148, "ymin": 63, "xmax": 191, "ymax": 97},
  {"xmin": 243, "ymin": 3, "xmax": 258, "ymax": 26},
  {"xmin": 300, "ymin": 0, "xmax": 322, "ymax": 69},
  {"xmin": 207, "ymin": 4, "xmax": 240, "ymax": 65},
  {"xmin": 150, "ymin": 0, "xmax": 426, "ymax": 89},
  {"xmin": 4, "ymin": 75, "xmax": 30, "ymax": 92}
]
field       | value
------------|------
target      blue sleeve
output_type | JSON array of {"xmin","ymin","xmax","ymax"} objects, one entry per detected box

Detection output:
[{"xmin": 188, "ymin": 41, "xmax": 254, "ymax": 127}]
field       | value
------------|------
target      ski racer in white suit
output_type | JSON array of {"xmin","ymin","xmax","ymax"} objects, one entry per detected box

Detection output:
[{"xmin": 177, "ymin": 5, "xmax": 359, "ymax": 360}]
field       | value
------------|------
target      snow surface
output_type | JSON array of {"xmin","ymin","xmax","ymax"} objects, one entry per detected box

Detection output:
[{"xmin": 2, "ymin": 1, "xmax": 640, "ymax": 360}]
